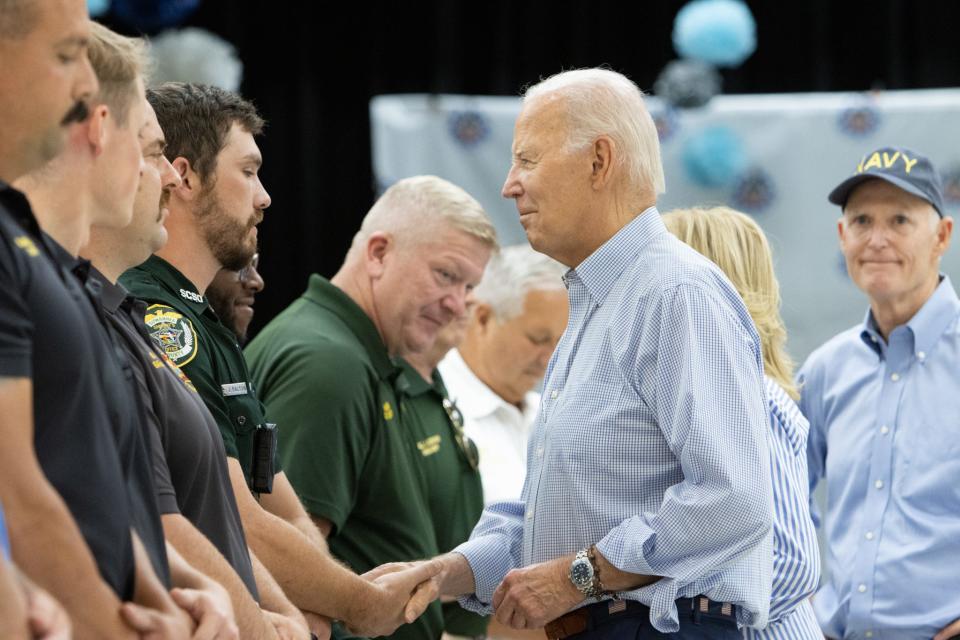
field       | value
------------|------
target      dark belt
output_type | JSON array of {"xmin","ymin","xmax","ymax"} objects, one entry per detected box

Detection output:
[{"xmin": 544, "ymin": 597, "xmax": 737, "ymax": 640}]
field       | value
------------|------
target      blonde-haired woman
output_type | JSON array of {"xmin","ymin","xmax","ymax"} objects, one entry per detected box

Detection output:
[{"xmin": 663, "ymin": 207, "xmax": 821, "ymax": 640}]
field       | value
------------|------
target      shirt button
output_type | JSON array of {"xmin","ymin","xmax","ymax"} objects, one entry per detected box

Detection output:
[
  {"xmin": 526, "ymin": 511, "xmax": 533, "ymax": 520},
  {"xmin": 550, "ymin": 389, "xmax": 558, "ymax": 399},
  {"xmin": 880, "ymin": 425, "xmax": 890, "ymax": 435},
  {"xmin": 536, "ymin": 446, "xmax": 544, "ymax": 458},
  {"xmin": 917, "ymin": 351, "xmax": 926, "ymax": 360},
  {"xmin": 865, "ymin": 531, "xmax": 874, "ymax": 540},
  {"xmin": 858, "ymin": 584, "xmax": 867, "ymax": 593},
  {"xmin": 875, "ymin": 480, "xmax": 884, "ymax": 490},
  {"xmin": 870, "ymin": 335, "xmax": 878, "ymax": 343},
  {"xmin": 865, "ymin": 631, "xmax": 874, "ymax": 638},
  {"xmin": 890, "ymin": 372, "xmax": 900, "ymax": 382},
  {"xmin": 237, "ymin": 415, "xmax": 246, "ymax": 425}
]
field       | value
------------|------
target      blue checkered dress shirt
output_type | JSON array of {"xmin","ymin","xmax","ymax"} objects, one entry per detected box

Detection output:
[{"xmin": 456, "ymin": 208, "xmax": 774, "ymax": 633}]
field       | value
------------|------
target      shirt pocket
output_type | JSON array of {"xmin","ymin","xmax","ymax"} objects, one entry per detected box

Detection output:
[{"xmin": 895, "ymin": 413, "xmax": 960, "ymax": 516}]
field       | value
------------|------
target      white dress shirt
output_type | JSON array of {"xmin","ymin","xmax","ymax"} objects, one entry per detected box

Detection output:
[{"xmin": 437, "ymin": 348, "xmax": 539, "ymax": 506}]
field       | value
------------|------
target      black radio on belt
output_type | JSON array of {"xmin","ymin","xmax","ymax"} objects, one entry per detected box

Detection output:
[{"xmin": 251, "ymin": 422, "xmax": 277, "ymax": 494}]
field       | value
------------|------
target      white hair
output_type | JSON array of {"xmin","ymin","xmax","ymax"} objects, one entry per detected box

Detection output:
[
  {"xmin": 523, "ymin": 68, "xmax": 666, "ymax": 196},
  {"xmin": 352, "ymin": 175, "xmax": 498, "ymax": 251},
  {"xmin": 473, "ymin": 244, "xmax": 567, "ymax": 321}
]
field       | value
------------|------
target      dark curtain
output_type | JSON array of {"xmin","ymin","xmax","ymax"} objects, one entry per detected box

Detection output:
[{"xmin": 105, "ymin": 0, "xmax": 960, "ymax": 339}]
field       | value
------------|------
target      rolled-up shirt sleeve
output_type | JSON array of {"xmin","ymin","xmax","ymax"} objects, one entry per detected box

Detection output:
[
  {"xmin": 597, "ymin": 284, "xmax": 774, "ymax": 628},
  {"xmin": 454, "ymin": 499, "xmax": 525, "ymax": 614}
]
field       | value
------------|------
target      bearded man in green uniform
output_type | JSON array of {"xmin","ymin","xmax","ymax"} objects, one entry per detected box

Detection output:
[
  {"xmin": 121, "ymin": 83, "xmax": 443, "ymax": 638},
  {"xmin": 246, "ymin": 175, "xmax": 497, "ymax": 640}
]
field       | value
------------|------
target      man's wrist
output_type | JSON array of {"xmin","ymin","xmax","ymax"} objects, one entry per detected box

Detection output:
[
  {"xmin": 556, "ymin": 555, "xmax": 584, "ymax": 605},
  {"xmin": 437, "ymin": 552, "xmax": 475, "ymax": 598},
  {"xmin": 592, "ymin": 548, "xmax": 657, "ymax": 592}
]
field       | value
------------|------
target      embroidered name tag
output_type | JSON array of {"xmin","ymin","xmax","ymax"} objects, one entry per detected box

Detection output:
[
  {"xmin": 417, "ymin": 434, "xmax": 441, "ymax": 456},
  {"xmin": 221, "ymin": 382, "xmax": 248, "ymax": 397},
  {"xmin": 180, "ymin": 288, "xmax": 204, "ymax": 303}
]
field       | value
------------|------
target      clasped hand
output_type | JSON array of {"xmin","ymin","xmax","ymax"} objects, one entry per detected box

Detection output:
[
  {"xmin": 345, "ymin": 560, "xmax": 442, "ymax": 637},
  {"xmin": 491, "ymin": 557, "xmax": 583, "ymax": 629}
]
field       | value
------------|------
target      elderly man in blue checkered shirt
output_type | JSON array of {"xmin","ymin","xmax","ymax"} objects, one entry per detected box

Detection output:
[{"xmin": 431, "ymin": 68, "xmax": 775, "ymax": 639}]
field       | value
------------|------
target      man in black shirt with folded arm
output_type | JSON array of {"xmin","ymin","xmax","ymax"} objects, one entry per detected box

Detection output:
[
  {"xmin": 0, "ymin": 1, "xmax": 204, "ymax": 637},
  {"xmin": 9, "ymin": 15, "xmax": 239, "ymax": 639}
]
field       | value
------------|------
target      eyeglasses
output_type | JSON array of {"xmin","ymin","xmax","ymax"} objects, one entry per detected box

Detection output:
[
  {"xmin": 238, "ymin": 253, "xmax": 260, "ymax": 282},
  {"xmin": 442, "ymin": 397, "xmax": 479, "ymax": 471}
]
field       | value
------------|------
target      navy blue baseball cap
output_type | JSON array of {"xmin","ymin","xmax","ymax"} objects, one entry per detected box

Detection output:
[{"xmin": 828, "ymin": 146, "xmax": 945, "ymax": 217}]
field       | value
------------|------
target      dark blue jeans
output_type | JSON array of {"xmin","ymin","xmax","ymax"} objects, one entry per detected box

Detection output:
[{"xmin": 570, "ymin": 598, "xmax": 740, "ymax": 640}]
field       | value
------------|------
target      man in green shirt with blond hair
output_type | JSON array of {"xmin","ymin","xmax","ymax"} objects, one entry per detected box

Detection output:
[{"xmin": 246, "ymin": 175, "xmax": 497, "ymax": 639}]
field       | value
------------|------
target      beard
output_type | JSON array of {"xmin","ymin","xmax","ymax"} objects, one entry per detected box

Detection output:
[{"xmin": 195, "ymin": 184, "xmax": 261, "ymax": 271}]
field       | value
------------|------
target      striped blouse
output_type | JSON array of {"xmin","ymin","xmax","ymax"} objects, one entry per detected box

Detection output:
[{"xmin": 743, "ymin": 377, "xmax": 821, "ymax": 639}]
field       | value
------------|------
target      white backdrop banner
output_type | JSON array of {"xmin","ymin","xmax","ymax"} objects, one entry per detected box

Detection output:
[{"xmin": 371, "ymin": 90, "xmax": 960, "ymax": 360}]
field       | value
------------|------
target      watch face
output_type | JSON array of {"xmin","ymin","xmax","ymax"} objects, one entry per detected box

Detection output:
[{"xmin": 570, "ymin": 558, "xmax": 593, "ymax": 586}]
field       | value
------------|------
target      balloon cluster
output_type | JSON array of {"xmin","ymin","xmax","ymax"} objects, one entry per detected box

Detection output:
[
  {"xmin": 656, "ymin": 0, "xmax": 756, "ymax": 109},
  {"xmin": 655, "ymin": 0, "xmax": 757, "ymax": 188}
]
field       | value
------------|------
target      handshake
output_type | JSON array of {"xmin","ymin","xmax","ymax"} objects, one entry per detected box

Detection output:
[{"xmin": 337, "ymin": 559, "xmax": 445, "ymax": 638}]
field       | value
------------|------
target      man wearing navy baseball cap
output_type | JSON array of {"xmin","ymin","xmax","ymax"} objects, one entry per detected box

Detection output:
[{"xmin": 798, "ymin": 146, "xmax": 960, "ymax": 640}]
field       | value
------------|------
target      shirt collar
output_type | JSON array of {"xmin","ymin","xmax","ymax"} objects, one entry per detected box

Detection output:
[
  {"xmin": 441, "ymin": 348, "xmax": 531, "ymax": 420},
  {"xmin": 860, "ymin": 275, "xmax": 960, "ymax": 357},
  {"xmin": 0, "ymin": 183, "xmax": 58, "ymax": 261},
  {"xmin": 137, "ymin": 254, "xmax": 209, "ymax": 312},
  {"xmin": 569, "ymin": 206, "xmax": 664, "ymax": 305},
  {"xmin": 87, "ymin": 266, "xmax": 130, "ymax": 313},
  {"xmin": 303, "ymin": 274, "xmax": 399, "ymax": 381},
  {"xmin": 397, "ymin": 359, "xmax": 446, "ymax": 398}
]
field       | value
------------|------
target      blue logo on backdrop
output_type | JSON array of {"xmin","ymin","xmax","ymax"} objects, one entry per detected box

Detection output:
[
  {"xmin": 448, "ymin": 111, "xmax": 490, "ymax": 148},
  {"xmin": 837, "ymin": 104, "xmax": 881, "ymax": 137},
  {"xmin": 732, "ymin": 168, "xmax": 776, "ymax": 213}
]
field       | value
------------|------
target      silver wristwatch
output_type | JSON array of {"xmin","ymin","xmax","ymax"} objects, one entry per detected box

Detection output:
[{"xmin": 569, "ymin": 547, "xmax": 602, "ymax": 599}]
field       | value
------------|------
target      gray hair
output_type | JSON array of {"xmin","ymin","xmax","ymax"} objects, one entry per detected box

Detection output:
[
  {"xmin": 523, "ymin": 68, "xmax": 666, "ymax": 196},
  {"xmin": 352, "ymin": 175, "xmax": 498, "ymax": 251},
  {"xmin": 473, "ymin": 244, "xmax": 567, "ymax": 321}
]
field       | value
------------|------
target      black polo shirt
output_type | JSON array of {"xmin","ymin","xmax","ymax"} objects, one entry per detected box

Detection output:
[
  {"xmin": 45, "ymin": 238, "xmax": 171, "ymax": 590},
  {"xmin": 93, "ymin": 269, "xmax": 258, "ymax": 599},
  {"xmin": 0, "ymin": 181, "xmax": 136, "ymax": 598}
]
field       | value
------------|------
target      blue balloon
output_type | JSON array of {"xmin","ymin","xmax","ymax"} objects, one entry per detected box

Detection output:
[
  {"xmin": 673, "ymin": 0, "xmax": 757, "ymax": 68},
  {"xmin": 87, "ymin": 0, "xmax": 111, "ymax": 17},
  {"xmin": 682, "ymin": 126, "xmax": 747, "ymax": 188}
]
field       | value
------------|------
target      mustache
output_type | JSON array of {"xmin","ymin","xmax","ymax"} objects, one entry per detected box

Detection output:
[{"xmin": 61, "ymin": 101, "xmax": 90, "ymax": 126}]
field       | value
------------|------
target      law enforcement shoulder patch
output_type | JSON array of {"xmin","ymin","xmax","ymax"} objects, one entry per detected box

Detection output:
[{"xmin": 144, "ymin": 304, "xmax": 199, "ymax": 367}]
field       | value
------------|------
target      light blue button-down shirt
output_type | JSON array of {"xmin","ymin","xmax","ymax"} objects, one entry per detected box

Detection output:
[
  {"xmin": 799, "ymin": 276, "xmax": 960, "ymax": 640},
  {"xmin": 456, "ymin": 208, "xmax": 774, "ymax": 633}
]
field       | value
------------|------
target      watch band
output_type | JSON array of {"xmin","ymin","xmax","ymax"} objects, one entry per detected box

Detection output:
[
  {"xmin": 575, "ymin": 548, "xmax": 603, "ymax": 600},
  {"xmin": 588, "ymin": 544, "xmax": 621, "ymax": 601}
]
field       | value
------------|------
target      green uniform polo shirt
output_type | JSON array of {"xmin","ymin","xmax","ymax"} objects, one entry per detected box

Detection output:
[
  {"xmin": 121, "ymin": 255, "xmax": 278, "ymax": 489},
  {"xmin": 396, "ymin": 361, "xmax": 487, "ymax": 637},
  {"xmin": 245, "ymin": 275, "xmax": 443, "ymax": 640}
]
